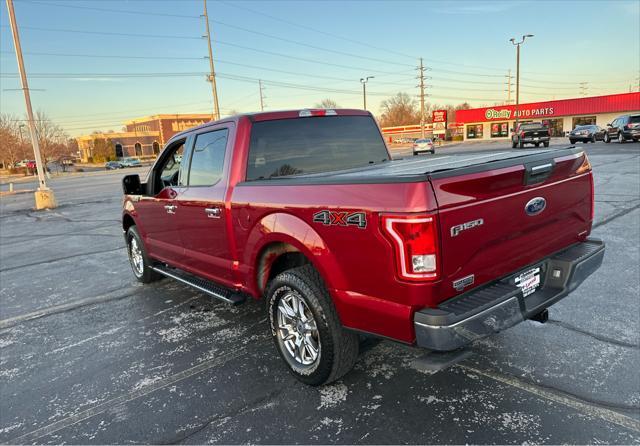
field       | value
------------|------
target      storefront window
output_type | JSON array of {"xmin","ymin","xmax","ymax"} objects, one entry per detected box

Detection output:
[
  {"xmin": 572, "ymin": 116, "xmax": 596, "ymax": 128},
  {"xmin": 467, "ymin": 124, "xmax": 483, "ymax": 139},
  {"xmin": 542, "ymin": 119, "xmax": 564, "ymax": 137},
  {"xmin": 490, "ymin": 122, "xmax": 509, "ymax": 138}
]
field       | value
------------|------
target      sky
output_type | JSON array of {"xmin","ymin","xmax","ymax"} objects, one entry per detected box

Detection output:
[{"xmin": 1, "ymin": 0, "xmax": 639, "ymax": 136}]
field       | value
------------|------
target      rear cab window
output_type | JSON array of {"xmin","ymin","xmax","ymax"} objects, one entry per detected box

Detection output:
[
  {"xmin": 246, "ymin": 115, "xmax": 388, "ymax": 181},
  {"xmin": 629, "ymin": 115, "xmax": 640, "ymax": 124}
]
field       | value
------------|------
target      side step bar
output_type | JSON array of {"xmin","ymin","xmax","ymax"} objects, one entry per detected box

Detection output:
[{"xmin": 151, "ymin": 264, "xmax": 246, "ymax": 306}]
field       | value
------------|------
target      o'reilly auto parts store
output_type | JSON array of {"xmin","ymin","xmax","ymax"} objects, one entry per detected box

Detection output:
[{"xmin": 456, "ymin": 92, "xmax": 640, "ymax": 141}]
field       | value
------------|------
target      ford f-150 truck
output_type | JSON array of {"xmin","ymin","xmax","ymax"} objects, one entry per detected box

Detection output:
[{"xmin": 121, "ymin": 109, "xmax": 605, "ymax": 386}]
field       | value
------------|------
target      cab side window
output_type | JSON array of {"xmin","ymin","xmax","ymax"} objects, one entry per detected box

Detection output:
[{"xmin": 188, "ymin": 129, "xmax": 229, "ymax": 186}]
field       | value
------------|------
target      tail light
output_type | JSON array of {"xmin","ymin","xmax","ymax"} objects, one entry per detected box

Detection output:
[
  {"xmin": 576, "ymin": 152, "xmax": 592, "ymax": 175},
  {"xmin": 381, "ymin": 214, "xmax": 439, "ymax": 281}
]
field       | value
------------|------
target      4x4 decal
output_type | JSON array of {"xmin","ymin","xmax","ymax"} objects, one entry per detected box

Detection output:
[{"xmin": 313, "ymin": 210, "xmax": 367, "ymax": 229}]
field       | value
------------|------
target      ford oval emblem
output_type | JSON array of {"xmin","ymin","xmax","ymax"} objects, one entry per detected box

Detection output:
[{"xmin": 525, "ymin": 197, "xmax": 546, "ymax": 216}]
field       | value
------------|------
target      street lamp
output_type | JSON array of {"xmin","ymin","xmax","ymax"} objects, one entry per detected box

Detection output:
[
  {"xmin": 509, "ymin": 34, "xmax": 534, "ymax": 126},
  {"xmin": 360, "ymin": 76, "xmax": 374, "ymax": 110}
]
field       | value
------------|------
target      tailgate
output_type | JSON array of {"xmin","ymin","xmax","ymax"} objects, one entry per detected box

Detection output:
[{"xmin": 429, "ymin": 149, "xmax": 593, "ymax": 303}]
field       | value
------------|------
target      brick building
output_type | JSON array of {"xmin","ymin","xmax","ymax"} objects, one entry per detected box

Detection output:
[{"xmin": 76, "ymin": 114, "xmax": 211, "ymax": 162}]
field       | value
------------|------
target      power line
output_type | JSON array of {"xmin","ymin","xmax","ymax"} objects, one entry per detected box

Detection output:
[
  {"xmin": 15, "ymin": 1, "xmax": 415, "ymax": 68},
  {"xmin": 0, "ymin": 24, "xmax": 201, "ymax": 40},
  {"xmin": 218, "ymin": 0, "xmax": 417, "ymax": 61}
]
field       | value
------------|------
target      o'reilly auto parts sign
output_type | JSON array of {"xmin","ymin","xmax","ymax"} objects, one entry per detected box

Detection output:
[{"xmin": 484, "ymin": 107, "xmax": 555, "ymax": 120}]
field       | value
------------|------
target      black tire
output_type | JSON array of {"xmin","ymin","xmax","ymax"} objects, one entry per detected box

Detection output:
[
  {"xmin": 604, "ymin": 133, "xmax": 611, "ymax": 143},
  {"xmin": 126, "ymin": 226, "xmax": 162, "ymax": 283},
  {"xmin": 569, "ymin": 139, "xmax": 576, "ymax": 145},
  {"xmin": 534, "ymin": 143, "xmax": 540, "ymax": 147},
  {"xmin": 618, "ymin": 132, "xmax": 625, "ymax": 144},
  {"xmin": 267, "ymin": 264, "xmax": 359, "ymax": 386},
  {"xmin": 543, "ymin": 141, "xmax": 550, "ymax": 148},
  {"xmin": 430, "ymin": 150, "xmax": 435, "ymax": 154},
  {"xmin": 591, "ymin": 134, "xmax": 596, "ymax": 143},
  {"xmin": 413, "ymin": 151, "xmax": 418, "ymax": 156}
]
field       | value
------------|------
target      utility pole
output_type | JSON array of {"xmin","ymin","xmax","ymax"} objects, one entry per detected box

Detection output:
[
  {"xmin": 5, "ymin": 0, "xmax": 56, "ymax": 209},
  {"xmin": 509, "ymin": 34, "xmax": 534, "ymax": 126},
  {"xmin": 203, "ymin": 0, "xmax": 220, "ymax": 121},
  {"xmin": 258, "ymin": 80, "xmax": 266, "ymax": 111},
  {"xmin": 579, "ymin": 82, "xmax": 588, "ymax": 97},
  {"xmin": 418, "ymin": 58, "xmax": 426, "ymax": 138},
  {"xmin": 505, "ymin": 69, "xmax": 514, "ymax": 104},
  {"xmin": 360, "ymin": 76, "xmax": 373, "ymax": 110}
]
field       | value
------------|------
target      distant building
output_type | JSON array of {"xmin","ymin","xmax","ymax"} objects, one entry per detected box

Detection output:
[{"xmin": 76, "ymin": 113, "xmax": 211, "ymax": 162}]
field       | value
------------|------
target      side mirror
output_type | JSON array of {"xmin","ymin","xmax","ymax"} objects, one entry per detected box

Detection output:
[
  {"xmin": 122, "ymin": 174, "xmax": 142, "ymax": 195},
  {"xmin": 607, "ymin": 123, "xmax": 612, "ymax": 127}
]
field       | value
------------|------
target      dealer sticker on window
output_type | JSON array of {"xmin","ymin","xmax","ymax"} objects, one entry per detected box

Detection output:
[{"xmin": 515, "ymin": 267, "xmax": 541, "ymax": 297}]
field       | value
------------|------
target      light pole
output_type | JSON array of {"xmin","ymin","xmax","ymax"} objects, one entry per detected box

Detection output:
[
  {"xmin": 5, "ymin": 0, "xmax": 56, "ymax": 209},
  {"xmin": 509, "ymin": 34, "xmax": 534, "ymax": 127},
  {"xmin": 360, "ymin": 76, "xmax": 374, "ymax": 110}
]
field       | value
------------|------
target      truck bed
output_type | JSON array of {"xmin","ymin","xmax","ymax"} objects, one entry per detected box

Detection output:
[{"xmin": 241, "ymin": 148, "xmax": 581, "ymax": 185}]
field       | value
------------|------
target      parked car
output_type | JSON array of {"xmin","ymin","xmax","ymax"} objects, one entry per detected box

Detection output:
[
  {"xmin": 120, "ymin": 157, "xmax": 142, "ymax": 168},
  {"xmin": 122, "ymin": 109, "xmax": 604, "ymax": 386},
  {"xmin": 105, "ymin": 161, "xmax": 123, "ymax": 170},
  {"xmin": 412, "ymin": 138, "xmax": 435, "ymax": 155},
  {"xmin": 511, "ymin": 122, "xmax": 551, "ymax": 148},
  {"xmin": 14, "ymin": 159, "xmax": 32, "ymax": 168},
  {"xmin": 569, "ymin": 125, "xmax": 606, "ymax": 144},
  {"xmin": 603, "ymin": 114, "xmax": 640, "ymax": 143}
]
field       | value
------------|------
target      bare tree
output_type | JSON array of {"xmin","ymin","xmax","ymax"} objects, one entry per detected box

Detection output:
[
  {"xmin": 33, "ymin": 110, "xmax": 69, "ymax": 163},
  {"xmin": 315, "ymin": 98, "xmax": 340, "ymax": 109},
  {"xmin": 0, "ymin": 114, "xmax": 29, "ymax": 168},
  {"xmin": 378, "ymin": 93, "xmax": 420, "ymax": 127}
]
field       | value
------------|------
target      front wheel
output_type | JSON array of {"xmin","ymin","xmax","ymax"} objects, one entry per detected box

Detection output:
[
  {"xmin": 591, "ymin": 134, "xmax": 597, "ymax": 143},
  {"xmin": 267, "ymin": 265, "xmax": 359, "ymax": 386},
  {"xmin": 569, "ymin": 139, "xmax": 576, "ymax": 144},
  {"xmin": 604, "ymin": 133, "xmax": 611, "ymax": 143},
  {"xmin": 543, "ymin": 141, "xmax": 550, "ymax": 148},
  {"xmin": 618, "ymin": 132, "xmax": 625, "ymax": 144},
  {"xmin": 126, "ymin": 226, "xmax": 162, "ymax": 283}
]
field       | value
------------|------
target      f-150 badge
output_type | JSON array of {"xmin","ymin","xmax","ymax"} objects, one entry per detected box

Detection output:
[
  {"xmin": 450, "ymin": 218, "xmax": 483, "ymax": 237},
  {"xmin": 313, "ymin": 210, "xmax": 367, "ymax": 229}
]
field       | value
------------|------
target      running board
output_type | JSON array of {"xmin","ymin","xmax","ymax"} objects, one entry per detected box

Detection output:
[{"xmin": 151, "ymin": 265, "xmax": 246, "ymax": 306}]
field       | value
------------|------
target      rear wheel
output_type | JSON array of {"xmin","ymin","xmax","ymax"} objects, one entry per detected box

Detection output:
[
  {"xmin": 543, "ymin": 141, "xmax": 550, "ymax": 148},
  {"xmin": 267, "ymin": 264, "xmax": 359, "ymax": 386},
  {"xmin": 126, "ymin": 226, "xmax": 161, "ymax": 283},
  {"xmin": 534, "ymin": 143, "xmax": 540, "ymax": 147},
  {"xmin": 591, "ymin": 134, "xmax": 597, "ymax": 143},
  {"xmin": 569, "ymin": 139, "xmax": 576, "ymax": 144}
]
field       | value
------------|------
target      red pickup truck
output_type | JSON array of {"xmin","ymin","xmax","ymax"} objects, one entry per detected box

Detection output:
[{"xmin": 121, "ymin": 109, "xmax": 605, "ymax": 385}]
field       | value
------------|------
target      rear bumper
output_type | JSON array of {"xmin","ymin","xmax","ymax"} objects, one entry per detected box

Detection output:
[
  {"xmin": 414, "ymin": 238, "xmax": 605, "ymax": 351},
  {"xmin": 522, "ymin": 137, "xmax": 550, "ymax": 143}
]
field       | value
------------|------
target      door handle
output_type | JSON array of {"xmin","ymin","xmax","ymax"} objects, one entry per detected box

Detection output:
[
  {"xmin": 205, "ymin": 207, "xmax": 221, "ymax": 218},
  {"xmin": 164, "ymin": 204, "xmax": 177, "ymax": 214}
]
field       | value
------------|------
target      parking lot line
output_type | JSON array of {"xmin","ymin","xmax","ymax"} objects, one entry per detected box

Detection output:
[{"xmin": 458, "ymin": 364, "xmax": 640, "ymax": 434}]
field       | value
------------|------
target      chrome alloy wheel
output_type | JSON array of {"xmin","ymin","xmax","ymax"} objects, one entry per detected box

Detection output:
[
  {"xmin": 129, "ymin": 237, "xmax": 144, "ymax": 276},
  {"xmin": 276, "ymin": 291, "xmax": 320, "ymax": 366}
]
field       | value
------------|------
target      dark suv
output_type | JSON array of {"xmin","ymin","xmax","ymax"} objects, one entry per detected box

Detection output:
[{"xmin": 604, "ymin": 114, "xmax": 640, "ymax": 143}]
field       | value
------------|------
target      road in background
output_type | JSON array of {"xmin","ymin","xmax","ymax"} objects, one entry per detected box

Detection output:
[{"xmin": 1, "ymin": 140, "xmax": 639, "ymax": 444}]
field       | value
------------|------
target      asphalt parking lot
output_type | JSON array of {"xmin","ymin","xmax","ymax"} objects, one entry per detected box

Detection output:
[{"xmin": 1, "ymin": 139, "xmax": 639, "ymax": 444}]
